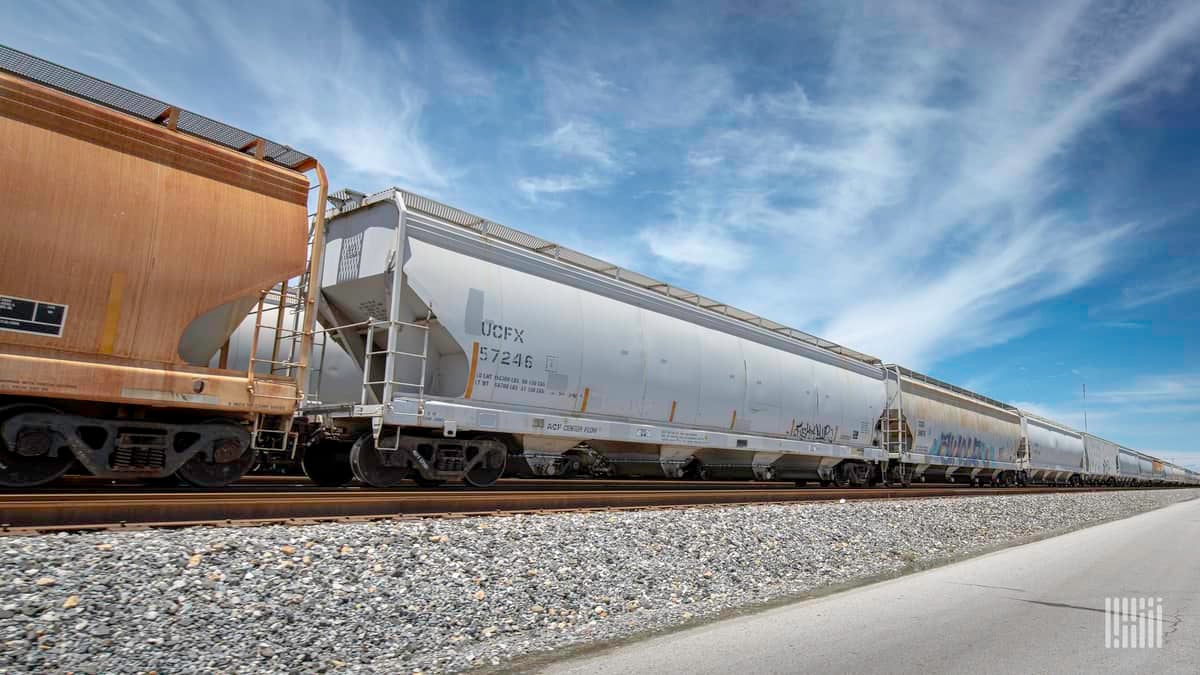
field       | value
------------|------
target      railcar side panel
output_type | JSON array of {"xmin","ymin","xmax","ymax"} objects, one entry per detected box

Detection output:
[
  {"xmin": 1118, "ymin": 449, "xmax": 1141, "ymax": 479},
  {"xmin": 639, "ymin": 310, "xmax": 701, "ymax": 425},
  {"xmin": 1023, "ymin": 417, "xmax": 1084, "ymax": 473},
  {"xmin": 742, "ymin": 340, "xmax": 783, "ymax": 434},
  {"xmin": 579, "ymin": 291, "xmax": 646, "ymax": 418},
  {"xmin": 695, "ymin": 329, "xmax": 746, "ymax": 430},
  {"xmin": 1082, "ymin": 434, "xmax": 1120, "ymax": 477},
  {"xmin": 900, "ymin": 379, "xmax": 1022, "ymax": 465},
  {"xmin": 332, "ymin": 208, "xmax": 888, "ymax": 449}
]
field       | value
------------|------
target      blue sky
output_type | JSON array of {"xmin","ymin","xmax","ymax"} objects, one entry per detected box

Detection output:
[{"xmin": 3, "ymin": 0, "xmax": 1198, "ymax": 466}]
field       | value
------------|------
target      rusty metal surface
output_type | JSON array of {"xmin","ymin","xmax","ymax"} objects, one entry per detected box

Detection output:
[{"xmin": 0, "ymin": 486, "xmax": 1132, "ymax": 534}]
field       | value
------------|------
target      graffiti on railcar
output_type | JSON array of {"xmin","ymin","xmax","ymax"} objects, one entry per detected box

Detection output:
[
  {"xmin": 929, "ymin": 432, "xmax": 1004, "ymax": 462},
  {"xmin": 789, "ymin": 421, "xmax": 838, "ymax": 443}
]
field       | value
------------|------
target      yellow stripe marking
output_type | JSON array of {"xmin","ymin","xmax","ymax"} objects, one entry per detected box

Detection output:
[
  {"xmin": 464, "ymin": 341, "xmax": 480, "ymax": 399},
  {"xmin": 730, "ymin": 409, "xmax": 738, "ymax": 429},
  {"xmin": 669, "ymin": 400, "xmax": 677, "ymax": 423},
  {"xmin": 581, "ymin": 387, "xmax": 590, "ymax": 413},
  {"xmin": 98, "ymin": 271, "xmax": 126, "ymax": 354}
]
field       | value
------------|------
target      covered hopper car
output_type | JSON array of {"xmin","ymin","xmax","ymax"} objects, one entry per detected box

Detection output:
[
  {"xmin": 290, "ymin": 188, "xmax": 891, "ymax": 488},
  {"xmin": 0, "ymin": 46, "xmax": 328, "ymax": 487},
  {"xmin": 1019, "ymin": 412, "xmax": 1086, "ymax": 486},
  {"xmin": 1082, "ymin": 433, "xmax": 1121, "ymax": 485}
]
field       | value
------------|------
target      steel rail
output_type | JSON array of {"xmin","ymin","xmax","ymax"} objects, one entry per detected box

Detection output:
[{"xmin": 0, "ymin": 486, "xmax": 1135, "ymax": 534}]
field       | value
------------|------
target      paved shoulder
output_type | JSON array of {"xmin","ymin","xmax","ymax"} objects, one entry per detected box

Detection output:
[{"xmin": 541, "ymin": 498, "xmax": 1200, "ymax": 674}]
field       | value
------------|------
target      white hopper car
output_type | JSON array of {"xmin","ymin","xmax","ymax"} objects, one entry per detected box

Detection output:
[
  {"xmin": 250, "ymin": 188, "xmax": 1197, "ymax": 489},
  {"xmin": 1019, "ymin": 412, "xmax": 1087, "ymax": 486},
  {"xmin": 1082, "ymin": 433, "xmax": 1121, "ymax": 485},
  {"xmin": 299, "ymin": 188, "xmax": 889, "ymax": 487}
]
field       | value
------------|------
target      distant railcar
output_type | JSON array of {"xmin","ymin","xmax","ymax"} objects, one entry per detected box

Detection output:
[
  {"xmin": 1020, "ymin": 413, "xmax": 1085, "ymax": 486},
  {"xmin": 1083, "ymin": 434, "xmax": 1121, "ymax": 485},
  {"xmin": 881, "ymin": 367, "xmax": 1023, "ymax": 486}
]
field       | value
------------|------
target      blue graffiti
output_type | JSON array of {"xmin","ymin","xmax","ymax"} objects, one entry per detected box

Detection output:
[{"xmin": 929, "ymin": 432, "xmax": 1004, "ymax": 462}]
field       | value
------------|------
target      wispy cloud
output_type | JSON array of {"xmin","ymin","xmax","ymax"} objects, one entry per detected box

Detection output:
[
  {"xmin": 533, "ymin": 3, "xmax": 736, "ymax": 132},
  {"xmin": 1110, "ymin": 267, "xmax": 1200, "ymax": 311},
  {"xmin": 1011, "ymin": 400, "xmax": 1103, "ymax": 433},
  {"xmin": 201, "ymin": 3, "xmax": 450, "ymax": 191},
  {"xmin": 1016, "ymin": 369, "xmax": 1200, "ymax": 459},
  {"xmin": 632, "ymin": 1, "xmax": 1200, "ymax": 368},
  {"xmin": 638, "ymin": 224, "xmax": 751, "ymax": 272},
  {"xmin": 418, "ymin": 4, "xmax": 495, "ymax": 99},
  {"xmin": 1089, "ymin": 373, "xmax": 1200, "ymax": 405},
  {"xmin": 516, "ymin": 173, "xmax": 607, "ymax": 203},
  {"xmin": 0, "ymin": 0, "xmax": 198, "ymax": 98},
  {"xmin": 1, "ymin": 1, "xmax": 462, "ymax": 192},
  {"xmin": 539, "ymin": 120, "xmax": 616, "ymax": 167}
]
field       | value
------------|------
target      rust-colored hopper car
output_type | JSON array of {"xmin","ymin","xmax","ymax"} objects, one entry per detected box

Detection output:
[{"xmin": 0, "ymin": 46, "xmax": 326, "ymax": 487}]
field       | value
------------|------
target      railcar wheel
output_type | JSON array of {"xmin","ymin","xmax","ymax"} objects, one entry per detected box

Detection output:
[
  {"xmin": 301, "ymin": 440, "xmax": 355, "ymax": 487},
  {"xmin": 827, "ymin": 462, "xmax": 857, "ymax": 488},
  {"xmin": 176, "ymin": 421, "xmax": 256, "ymax": 488},
  {"xmin": 349, "ymin": 434, "xmax": 410, "ymax": 488},
  {"xmin": 463, "ymin": 438, "xmax": 508, "ymax": 489},
  {"xmin": 887, "ymin": 464, "xmax": 913, "ymax": 488},
  {"xmin": 0, "ymin": 404, "xmax": 74, "ymax": 488},
  {"xmin": 558, "ymin": 456, "xmax": 581, "ymax": 478}
]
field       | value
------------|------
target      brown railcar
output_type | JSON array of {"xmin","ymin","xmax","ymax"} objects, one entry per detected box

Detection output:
[{"xmin": 0, "ymin": 47, "xmax": 326, "ymax": 487}]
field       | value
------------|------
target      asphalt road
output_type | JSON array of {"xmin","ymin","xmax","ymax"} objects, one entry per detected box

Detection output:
[{"xmin": 541, "ymin": 497, "xmax": 1200, "ymax": 674}]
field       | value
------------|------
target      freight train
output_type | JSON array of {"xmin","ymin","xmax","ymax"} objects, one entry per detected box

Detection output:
[
  {"xmin": 229, "ymin": 188, "xmax": 1196, "ymax": 490},
  {"xmin": 1, "ymin": 47, "xmax": 1196, "ymax": 490}
]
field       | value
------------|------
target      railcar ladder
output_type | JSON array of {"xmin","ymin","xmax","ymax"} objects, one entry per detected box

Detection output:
[
  {"xmin": 244, "ymin": 279, "xmax": 305, "ymax": 457},
  {"xmin": 245, "ymin": 193, "xmax": 327, "ymax": 456},
  {"xmin": 879, "ymin": 364, "xmax": 914, "ymax": 484},
  {"xmin": 881, "ymin": 364, "xmax": 908, "ymax": 456},
  {"xmin": 360, "ymin": 307, "xmax": 433, "ymax": 451}
]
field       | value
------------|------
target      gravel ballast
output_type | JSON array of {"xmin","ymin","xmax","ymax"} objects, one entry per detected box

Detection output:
[{"xmin": 2, "ymin": 489, "xmax": 1196, "ymax": 673}]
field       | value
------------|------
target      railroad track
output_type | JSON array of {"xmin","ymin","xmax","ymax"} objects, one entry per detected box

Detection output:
[
  {"xmin": 28, "ymin": 475, "xmax": 831, "ymax": 493},
  {"xmin": 0, "ymin": 485, "xmax": 1132, "ymax": 534}
]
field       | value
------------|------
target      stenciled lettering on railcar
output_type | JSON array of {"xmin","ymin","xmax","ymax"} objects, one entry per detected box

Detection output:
[
  {"xmin": 471, "ymin": 371, "xmax": 550, "ymax": 395},
  {"xmin": 544, "ymin": 420, "xmax": 606, "ymax": 435},
  {"xmin": 478, "ymin": 345, "xmax": 535, "ymax": 369},
  {"xmin": 661, "ymin": 429, "xmax": 710, "ymax": 445},
  {"xmin": 479, "ymin": 320, "xmax": 525, "ymax": 343}
]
